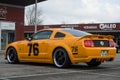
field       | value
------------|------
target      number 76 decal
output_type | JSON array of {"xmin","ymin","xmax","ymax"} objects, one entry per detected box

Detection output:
[{"xmin": 28, "ymin": 43, "xmax": 39, "ymax": 56}]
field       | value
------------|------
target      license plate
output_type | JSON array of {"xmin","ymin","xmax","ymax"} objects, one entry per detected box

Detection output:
[{"xmin": 101, "ymin": 50, "xmax": 107, "ymax": 56}]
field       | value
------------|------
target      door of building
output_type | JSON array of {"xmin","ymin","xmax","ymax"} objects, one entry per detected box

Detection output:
[
  {"xmin": 1, "ymin": 30, "xmax": 15, "ymax": 50},
  {"xmin": 1, "ymin": 30, "xmax": 7, "ymax": 50}
]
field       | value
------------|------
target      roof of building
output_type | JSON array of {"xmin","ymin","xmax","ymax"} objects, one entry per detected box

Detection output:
[{"xmin": 0, "ymin": 0, "xmax": 46, "ymax": 6}]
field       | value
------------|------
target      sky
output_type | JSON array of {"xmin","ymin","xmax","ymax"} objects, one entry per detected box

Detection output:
[{"xmin": 25, "ymin": 0, "xmax": 120, "ymax": 25}]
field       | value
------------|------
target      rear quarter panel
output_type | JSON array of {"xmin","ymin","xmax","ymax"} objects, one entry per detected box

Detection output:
[{"xmin": 44, "ymin": 38, "xmax": 78, "ymax": 64}]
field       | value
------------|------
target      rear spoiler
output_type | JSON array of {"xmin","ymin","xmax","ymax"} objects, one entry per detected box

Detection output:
[{"xmin": 78, "ymin": 34, "xmax": 114, "ymax": 40}]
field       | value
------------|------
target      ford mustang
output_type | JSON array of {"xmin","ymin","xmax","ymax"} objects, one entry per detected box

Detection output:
[{"xmin": 5, "ymin": 28, "xmax": 116, "ymax": 68}]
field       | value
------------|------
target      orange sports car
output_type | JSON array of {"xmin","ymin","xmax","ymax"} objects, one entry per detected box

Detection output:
[{"xmin": 5, "ymin": 28, "xmax": 116, "ymax": 68}]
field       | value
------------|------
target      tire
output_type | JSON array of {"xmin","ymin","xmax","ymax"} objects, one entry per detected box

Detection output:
[
  {"xmin": 6, "ymin": 47, "xmax": 19, "ymax": 64},
  {"xmin": 53, "ymin": 48, "xmax": 70, "ymax": 68},
  {"xmin": 87, "ymin": 59, "xmax": 101, "ymax": 67}
]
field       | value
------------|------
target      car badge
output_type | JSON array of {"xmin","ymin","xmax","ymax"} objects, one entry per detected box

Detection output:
[{"xmin": 100, "ymin": 41, "xmax": 104, "ymax": 46}]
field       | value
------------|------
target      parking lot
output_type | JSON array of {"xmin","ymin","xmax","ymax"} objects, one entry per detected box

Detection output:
[{"xmin": 0, "ymin": 51, "xmax": 120, "ymax": 80}]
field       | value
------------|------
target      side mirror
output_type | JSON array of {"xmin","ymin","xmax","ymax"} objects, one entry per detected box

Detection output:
[{"xmin": 26, "ymin": 37, "xmax": 32, "ymax": 41}]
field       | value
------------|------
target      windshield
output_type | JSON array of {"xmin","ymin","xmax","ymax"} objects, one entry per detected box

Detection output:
[{"xmin": 63, "ymin": 29, "xmax": 91, "ymax": 37}]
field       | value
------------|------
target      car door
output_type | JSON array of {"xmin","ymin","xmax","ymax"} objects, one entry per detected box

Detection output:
[{"xmin": 22, "ymin": 30, "xmax": 53, "ymax": 62}]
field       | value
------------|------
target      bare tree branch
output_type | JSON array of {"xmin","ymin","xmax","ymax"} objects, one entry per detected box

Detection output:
[{"xmin": 25, "ymin": 5, "xmax": 43, "ymax": 25}]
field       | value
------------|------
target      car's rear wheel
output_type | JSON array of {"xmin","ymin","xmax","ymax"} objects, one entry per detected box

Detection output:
[
  {"xmin": 87, "ymin": 59, "xmax": 101, "ymax": 67},
  {"xmin": 53, "ymin": 48, "xmax": 70, "ymax": 68},
  {"xmin": 6, "ymin": 47, "xmax": 19, "ymax": 64}
]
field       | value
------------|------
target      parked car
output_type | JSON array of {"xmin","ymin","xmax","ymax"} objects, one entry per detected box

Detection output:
[{"xmin": 5, "ymin": 28, "xmax": 116, "ymax": 68}]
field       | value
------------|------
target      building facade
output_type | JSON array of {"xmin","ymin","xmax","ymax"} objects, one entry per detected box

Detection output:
[{"xmin": 0, "ymin": 5, "xmax": 24, "ymax": 50}]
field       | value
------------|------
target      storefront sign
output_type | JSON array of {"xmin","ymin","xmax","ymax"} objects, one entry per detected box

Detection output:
[
  {"xmin": 99, "ymin": 24, "xmax": 116, "ymax": 30},
  {"xmin": 43, "ymin": 26, "xmax": 50, "ymax": 29},
  {"xmin": 0, "ymin": 22, "xmax": 15, "ymax": 30},
  {"xmin": 83, "ymin": 26, "xmax": 97, "ymax": 29},
  {"xmin": 0, "ymin": 7, "xmax": 7, "ymax": 19},
  {"xmin": 61, "ymin": 24, "xmax": 79, "ymax": 28}
]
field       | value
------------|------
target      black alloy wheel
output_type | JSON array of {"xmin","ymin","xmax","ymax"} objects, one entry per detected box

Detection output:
[
  {"xmin": 53, "ymin": 48, "xmax": 70, "ymax": 68},
  {"xmin": 7, "ymin": 47, "xmax": 19, "ymax": 64}
]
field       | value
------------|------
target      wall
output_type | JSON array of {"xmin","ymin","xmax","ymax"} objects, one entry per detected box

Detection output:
[{"xmin": 0, "ymin": 5, "xmax": 24, "ymax": 41}]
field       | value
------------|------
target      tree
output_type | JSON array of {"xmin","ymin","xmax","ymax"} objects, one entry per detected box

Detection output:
[{"xmin": 25, "ymin": 5, "xmax": 43, "ymax": 25}]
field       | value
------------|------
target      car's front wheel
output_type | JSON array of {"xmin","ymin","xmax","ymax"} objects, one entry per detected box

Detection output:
[
  {"xmin": 6, "ymin": 47, "xmax": 19, "ymax": 64},
  {"xmin": 53, "ymin": 48, "xmax": 70, "ymax": 68}
]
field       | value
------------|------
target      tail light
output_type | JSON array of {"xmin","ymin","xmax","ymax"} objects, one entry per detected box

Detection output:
[
  {"xmin": 84, "ymin": 40, "xmax": 94, "ymax": 47},
  {"xmin": 109, "ymin": 40, "xmax": 115, "ymax": 47}
]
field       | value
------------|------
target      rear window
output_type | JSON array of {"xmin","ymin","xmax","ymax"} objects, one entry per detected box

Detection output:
[
  {"xmin": 54, "ymin": 32, "xmax": 65, "ymax": 38},
  {"xmin": 63, "ymin": 29, "xmax": 91, "ymax": 37}
]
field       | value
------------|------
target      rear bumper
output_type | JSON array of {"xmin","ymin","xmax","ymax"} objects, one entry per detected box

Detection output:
[
  {"xmin": 72, "ymin": 55, "xmax": 116, "ymax": 64},
  {"xmin": 71, "ymin": 47, "xmax": 116, "ymax": 63}
]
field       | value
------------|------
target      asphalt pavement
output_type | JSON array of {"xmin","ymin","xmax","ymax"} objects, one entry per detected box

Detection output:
[{"xmin": 0, "ymin": 50, "xmax": 120, "ymax": 80}]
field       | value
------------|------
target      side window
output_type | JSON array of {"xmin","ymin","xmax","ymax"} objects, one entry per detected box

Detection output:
[
  {"xmin": 32, "ymin": 30, "xmax": 52, "ymax": 40},
  {"xmin": 54, "ymin": 32, "xmax": 65, "ymax": 38}
]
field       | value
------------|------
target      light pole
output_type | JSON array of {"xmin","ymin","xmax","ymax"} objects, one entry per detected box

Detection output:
[{"xmin": 34, "ymin": 0, "xmax": 37, "ymax": 33}]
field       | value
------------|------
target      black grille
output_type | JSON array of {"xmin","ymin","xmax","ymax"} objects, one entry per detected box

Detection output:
[{"xmin": 93, "ymin": 40, "xmax": 109, "ymax": 47}]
